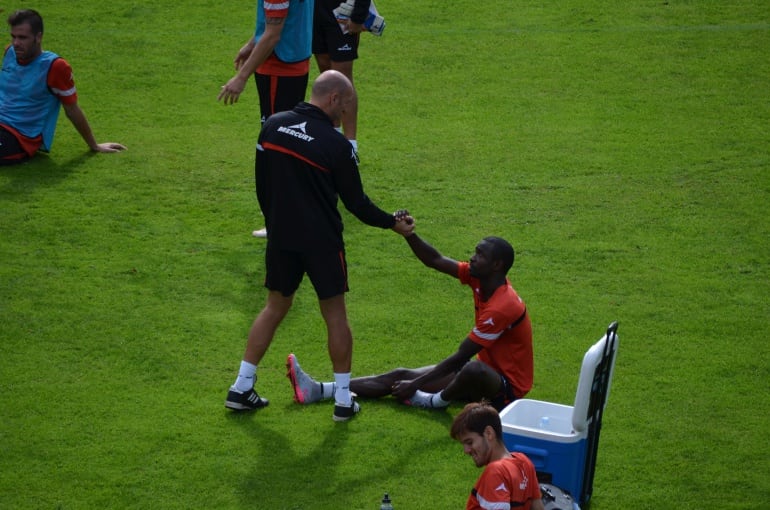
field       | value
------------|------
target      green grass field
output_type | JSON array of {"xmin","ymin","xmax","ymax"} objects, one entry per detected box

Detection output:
[{"xmin": 1, "ymin": 1, "xmax": 768, "ymax": 508}]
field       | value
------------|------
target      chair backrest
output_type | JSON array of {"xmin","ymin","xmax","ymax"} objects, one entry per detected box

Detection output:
[{"xmin": 571, "ymin": 322, "xmax": 619, "ymax": 433}]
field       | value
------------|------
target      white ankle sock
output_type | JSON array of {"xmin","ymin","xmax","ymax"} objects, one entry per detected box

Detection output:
[
  {"xmin": 233, "ymin": 361, "xmax": 257, "ymax": 392},
  {"xmin": 410, "ymin": 390, "xmax": 432, "ymax": 406},
  {"xmin": 431, "ymin": 391, "xmax": 450, "ymax": 408},
  {"xmin": 334, "ymin": 372, "xmax": 351, "ymax": 406},
  {"xmin": 321, "ymin": 382, "xmax": 335, "ymax": 400},
  {"xmin": 410, "ymin": 390, "xmax": 449, "ymax": 408}
]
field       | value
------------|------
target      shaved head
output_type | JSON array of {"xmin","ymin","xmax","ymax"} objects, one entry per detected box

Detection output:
[
  {"xmin": 310, "ymin": 70, "xmax": 355, "ymax": 126},
  {"xmin": 311, "ymin": 70, "xmax": 354, "ymax": 101}
]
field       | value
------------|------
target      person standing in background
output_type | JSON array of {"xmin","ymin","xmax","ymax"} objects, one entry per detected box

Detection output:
[
  {"xmin": 218, "ymin": 0, "xmax": 314, "ymax": 238},
  {"xmin": 312, "ymin": 0, "xmax": 374, "ymax": 152}
]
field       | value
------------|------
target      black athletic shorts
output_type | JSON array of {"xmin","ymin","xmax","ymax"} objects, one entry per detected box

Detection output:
[
  {"xmin": 264, "ymin": 243, "xmax": 349, "ymax": 300},
  {"xmin": 312, "ymin": 6, "xmax": 359, "ymax": 62},
  {"xmin": 0, "ymin": 127, "xmax": 30, "ymax": 166},
  {"xmin": 490, "ymin": 374, "xmax": 517, "ymax": 412},
  {"xmin": 254, "ymin": 73, "xmax": 309, "ymax": 124}
]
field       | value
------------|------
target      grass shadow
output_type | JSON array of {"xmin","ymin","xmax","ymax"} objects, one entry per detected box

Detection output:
[
  {"xmin": 223, "ymin": 398, "xmax": 456, "ymax": 508},
  {"xmin": 0, "ymin": 151, "xmax": 93, "ymax": 195}
]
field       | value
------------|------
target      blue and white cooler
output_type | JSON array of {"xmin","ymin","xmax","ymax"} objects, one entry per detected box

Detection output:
[{"xmin": 500, "ymin": 322, "xmax": 619, "ymax": 508}]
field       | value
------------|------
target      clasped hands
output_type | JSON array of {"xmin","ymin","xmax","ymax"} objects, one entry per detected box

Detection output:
[{"xmin": 392, "ymin": 209, "xmax": 415, "ymax": 236}]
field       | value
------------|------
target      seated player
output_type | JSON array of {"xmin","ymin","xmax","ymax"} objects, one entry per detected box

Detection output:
[
  {"xmin": 287, "ymin": 230, "xmax": 534, "ymax": 412},
  {"xmin": 451, "ymin": 402, "xmax": 545, "ymax": 510},
  {"xmin": 1, "ymin": 9, "xmax": 126, "ymax": 165}
]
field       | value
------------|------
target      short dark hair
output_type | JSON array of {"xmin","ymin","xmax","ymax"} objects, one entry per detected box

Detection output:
[
  {"xmin": 8, "ymin": 9, "xmax": 44, "ymax": 35},
  {"xmin": 450, "ymin": 401, "xmax": 504, "ymax": 442},
  {"xmin": 483, "ymin": 236, "xmax": 515, "ymax": 274}
]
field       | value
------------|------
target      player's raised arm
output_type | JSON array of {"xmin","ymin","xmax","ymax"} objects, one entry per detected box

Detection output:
[{"xmin": 404, "ymin": 233, "xmax": 459, "ymax": 277}]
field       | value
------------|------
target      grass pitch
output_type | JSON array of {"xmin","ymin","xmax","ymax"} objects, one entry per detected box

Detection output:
[{"xmin": 1, "ymin": 1, "xmax": 768, "ymax": 508}]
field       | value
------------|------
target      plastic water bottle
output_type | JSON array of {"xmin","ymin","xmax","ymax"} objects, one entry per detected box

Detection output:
[
  {"xmin": 539, "ymin": 416, "xmax": 550, "ymax": 430},
  {"xmin": 380, "ymin": 492, "xmax": 394, "ymax": 510}
]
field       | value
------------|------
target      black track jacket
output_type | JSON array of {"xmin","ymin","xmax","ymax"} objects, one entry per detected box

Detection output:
[{"xmin": 256, "ymin": 102, "xmax": 395, "ymax": 252}]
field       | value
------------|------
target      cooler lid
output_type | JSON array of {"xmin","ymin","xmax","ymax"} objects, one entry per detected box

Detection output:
[{"xmin": 571, "ymin": 324, "xmax": 619, "ymax": 432}]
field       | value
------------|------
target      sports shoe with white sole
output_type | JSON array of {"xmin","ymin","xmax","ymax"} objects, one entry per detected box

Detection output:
[
  {"xmin": 402, "ymin": 389, "xmax": 435, "ymax": 409},
  {"xmin": 333, "ymin": 397, "xmax": 361, "ymax": 422},
  {"xmin": 225, "ymin": 388, "xmax": 269, "ymax": 411},
  {"xmin": 286, "ymin": 353, "xmax": 322, "ymax": 404}
]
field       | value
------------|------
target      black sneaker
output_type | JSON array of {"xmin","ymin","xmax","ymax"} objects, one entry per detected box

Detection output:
[
  {"xmin": 225, "ymin": 388, "xmax": 269, "ymax": 411},
  {"xmin": 333, "ymin": 397, "xmax": 360, "ymax": 422}
]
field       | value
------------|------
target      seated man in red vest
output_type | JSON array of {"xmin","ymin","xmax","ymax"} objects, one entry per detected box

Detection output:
[{"xmin": 0, "ymin": 9, "xmax": 125, "ymax": 165}]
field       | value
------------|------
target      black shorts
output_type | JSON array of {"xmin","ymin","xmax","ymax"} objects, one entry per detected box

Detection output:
[
  {"xmin": 0, "ymin": 127, "xmax": 29, "ymax": 166},
  {"xmin": 490, "ymin": 374, "xmax": 517, "ymax": 412},
  {"xmin": 264, "ymin": 243, "xmax": 349, "ymax": 300},
  {"xmin": 254, "ymin": 73, "xmax": 309, "ymax": 124},
  {"xmin": 312, "ymin": 6, "xmax": 359, "ymax": 62}
]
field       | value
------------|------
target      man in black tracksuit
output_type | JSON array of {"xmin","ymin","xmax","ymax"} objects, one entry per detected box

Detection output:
[
  {"xmin": 225, "ymin": 70, "xmax": 415, "ymax": 422},
  {"xmin": 256, "ymin": 88, "xmax": 386, "ymax": 254}
]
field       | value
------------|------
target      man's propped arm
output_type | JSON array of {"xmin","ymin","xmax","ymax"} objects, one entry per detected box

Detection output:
[
  {"xmin": 392, "ymin": 338, "xmax": 482, "ymax": 399},
  {"xmin": 62, "ymin": 102, "xmax": 126, "ymax": 153}
]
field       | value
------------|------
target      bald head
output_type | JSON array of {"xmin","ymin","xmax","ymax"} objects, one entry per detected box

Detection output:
[
  {"xmin": 310, "ymin": 70, "xmax": 355, "ymax": 124},
  {"xmin": 311, "ymin": 70, "xmax": 353, "ymax": 101}
]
